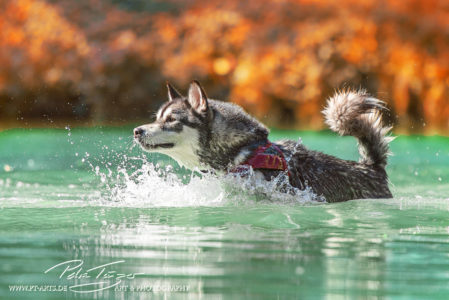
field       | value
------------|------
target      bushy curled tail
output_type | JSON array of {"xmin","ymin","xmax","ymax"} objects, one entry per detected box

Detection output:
[{"xmin": 322, "ymin": 90, "xmax": 394, "ymax": 168}]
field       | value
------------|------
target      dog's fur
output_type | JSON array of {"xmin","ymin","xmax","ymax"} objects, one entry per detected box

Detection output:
[{"xmin": 134, "ymin": 81, "xmax": 393, "ymax": 202}]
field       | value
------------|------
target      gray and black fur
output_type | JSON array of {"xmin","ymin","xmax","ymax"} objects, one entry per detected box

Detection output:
[{"xmin": 134, "ymin": 82, "xmax": 393, "ymax": 202}]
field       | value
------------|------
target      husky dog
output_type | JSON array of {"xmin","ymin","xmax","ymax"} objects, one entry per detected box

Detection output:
[{"xmin": 134, "ymin": 81, "xmax": 393, "ymax": 202}]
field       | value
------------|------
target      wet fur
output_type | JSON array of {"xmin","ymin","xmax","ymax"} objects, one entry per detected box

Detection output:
[{"xmin": 135, "ymin": 82, "xmax": 393, "ymax": 202}]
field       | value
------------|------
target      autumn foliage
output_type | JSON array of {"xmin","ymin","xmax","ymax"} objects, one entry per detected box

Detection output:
[{"xmin": 0, "ymin": 0, "xmax": 448, "ymax": 133}]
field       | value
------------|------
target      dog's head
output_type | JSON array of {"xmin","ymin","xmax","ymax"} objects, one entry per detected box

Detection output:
[
  {"xmin": 134, "ymin": 81, "xmax": 210, "ymax": 168},
  {"xmin": 135, "ymin": 81, "xmax": 269, "ymax": 170}
]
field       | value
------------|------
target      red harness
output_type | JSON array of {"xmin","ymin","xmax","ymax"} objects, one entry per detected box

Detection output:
[{"xmin": 232, "ymin": 141, "xmax": 290, "ymax": 176}]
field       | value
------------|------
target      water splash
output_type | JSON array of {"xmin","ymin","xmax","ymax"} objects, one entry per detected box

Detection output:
[
  {"xmin": 221, "ymin": 166, "xmax": 324, "ymax": 204},
  {"xmin": 84, "ymin": 148, "xmax": 324, "ymax": 207},
  {"xmin": 105, "ymin": 163, "xmax": 227, "ymax": 207}
]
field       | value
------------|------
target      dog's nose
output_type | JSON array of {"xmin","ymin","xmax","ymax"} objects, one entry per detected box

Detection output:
[{"xmin": 134, "ymin": 127, "xmax": 144, "ymax": 137}]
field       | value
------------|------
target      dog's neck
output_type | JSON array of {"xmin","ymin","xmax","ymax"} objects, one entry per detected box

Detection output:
[
  {"xmin": 195, "ymin": 136, "xmax": 269, "ymax": 170},
  {"xmin": 199, "ymin": 136, "xmax": 278, "ymax": 171},
  {"xmin": 181, "ymin": 102, "xmax": 267, "ymax": 170}
]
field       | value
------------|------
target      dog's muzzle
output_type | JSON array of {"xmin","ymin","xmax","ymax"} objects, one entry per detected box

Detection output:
[
  {"xmin": 133, "ymin": 126, "xmax": 175, "ymax": 149},
  {"xmin": 134, "ymin": 127, "xmax": 144, "ymax": 138}
]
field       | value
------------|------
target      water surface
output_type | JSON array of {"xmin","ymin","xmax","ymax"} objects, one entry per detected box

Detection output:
[{"xmin": 1, "ymin": 127, "xmax": 448, "ymax": 299}]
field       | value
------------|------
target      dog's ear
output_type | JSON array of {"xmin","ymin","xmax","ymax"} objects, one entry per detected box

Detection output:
[
  {"xmin": 188, "ymin": 80, "xmax": 208, "ymax": 113},
  {"xmin": 167, "ymin": 82, "xmax": 182, "ymax": 102}
]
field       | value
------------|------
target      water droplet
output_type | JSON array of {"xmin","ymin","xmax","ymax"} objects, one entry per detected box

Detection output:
[{"xmin": 65, "ymin": 125, "xmax": 72, "ymax": 136}]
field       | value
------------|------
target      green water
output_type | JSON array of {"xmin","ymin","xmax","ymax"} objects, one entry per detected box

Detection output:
[{"xmin": 1, "ymin": 127, "xmax": 448, "ymax": 299}]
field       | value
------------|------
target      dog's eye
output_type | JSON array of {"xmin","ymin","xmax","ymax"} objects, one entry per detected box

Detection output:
[{"xmin": 165, "ymin": 116, "xmax": 176, "ymax": 123}]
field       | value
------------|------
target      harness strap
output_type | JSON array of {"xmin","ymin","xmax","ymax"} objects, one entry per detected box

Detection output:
[{"xmin": 233, "ymin": 141, "xmax": 290, "ymax": 177}]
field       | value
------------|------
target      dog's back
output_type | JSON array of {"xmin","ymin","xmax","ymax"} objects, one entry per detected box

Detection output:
[{"xmin": 276, "ymin": 90, "xmax": 393, "ymax": 202}]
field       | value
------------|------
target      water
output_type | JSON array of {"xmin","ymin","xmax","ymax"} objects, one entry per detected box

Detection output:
[{"xmin": 1, "ymin": 126, "xmax": 449, "ymax": 299}]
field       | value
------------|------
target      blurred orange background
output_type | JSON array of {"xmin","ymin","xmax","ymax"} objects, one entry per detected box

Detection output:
[{"xmin": 0, "ymin": 0, "xmax": 448, "ymax": 133}]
